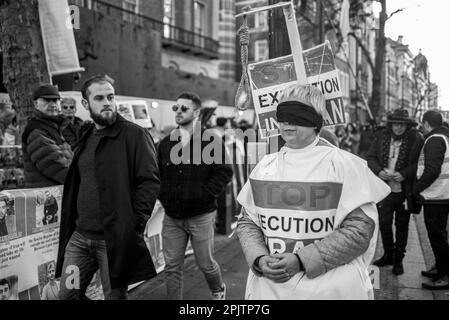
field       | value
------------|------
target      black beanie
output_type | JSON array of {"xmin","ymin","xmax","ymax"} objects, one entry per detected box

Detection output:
[{"xmin": 276, "ymin": 101, "xmax": 323, "ymax": 131}]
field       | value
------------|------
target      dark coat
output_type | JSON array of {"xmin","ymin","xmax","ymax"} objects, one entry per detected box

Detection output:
[
  {"xmin": 22, "ymin": 111, "xmax": 73, "ymax": 188},
  {"xmin": 366, "ymin": 127, "xmax": 424, "ymax": 212},
  {"xmin": 55, "ymin": 115, "xmax": 161, "ymax": 288},
  {"xmin": 158, "ymin": 127, "xmax": 233, "ymax": 219},
  {"xmin": 61, "ymin": 116, "xmax": 84, "ymax": 151}
]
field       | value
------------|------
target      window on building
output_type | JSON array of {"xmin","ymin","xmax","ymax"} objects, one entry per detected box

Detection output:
[
  {"xmin": 71, "ymin": 0, "xmax": 98, "ymax": 11},
  {"xmin": 122, "ymin": 0, "xmax": 140, "ymax": 24},
  {"xmin": 194, "ymin": 1, "xmax": 206, "ymax": 35},
  {"xmin": 254, "ymin": 11, "xmax": 268, "ymax": 30},
  {"xmin": 254, "ymin": 40, "xmax": 269, "ymax": 62},
  {"xmin": 163, "ymin": 0, "xmax": 174, "ymax": 39},
  {"xmin": 220, "ymin": 0, "xmax": 233, "ymax": 13}
]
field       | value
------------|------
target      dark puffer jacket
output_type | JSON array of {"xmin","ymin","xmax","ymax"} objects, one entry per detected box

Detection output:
[
  {"xmin": 22, "ymin": 111, "xmax": 73, "ymax": 188},
  {"xmin": 61, "ymin": 116, "xmax": 84, "ymax": 151}
]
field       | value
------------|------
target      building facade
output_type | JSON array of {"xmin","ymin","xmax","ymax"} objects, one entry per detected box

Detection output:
[{"xmin": 63, "ymin": 0, "xmax": 236, "ymax": 108}]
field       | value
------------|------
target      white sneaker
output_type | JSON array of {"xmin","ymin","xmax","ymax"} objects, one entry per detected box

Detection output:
[{"xmin": 211, "ymin": 283, "xmax": 226, "ymax": 300}]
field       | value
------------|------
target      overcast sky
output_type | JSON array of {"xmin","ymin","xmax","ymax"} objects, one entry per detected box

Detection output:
[{"xmin": 380, "ymin": 0, "xmax": 447, "ymax": 109}]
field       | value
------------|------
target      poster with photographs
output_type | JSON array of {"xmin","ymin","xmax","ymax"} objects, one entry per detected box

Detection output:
[
  {"xmin": 0, "ymin": 185, "xmax": 179, "ymax": 299},
  {"xmin": 0, "ymin": 186, "xmax": 62, "ymax": 299}
]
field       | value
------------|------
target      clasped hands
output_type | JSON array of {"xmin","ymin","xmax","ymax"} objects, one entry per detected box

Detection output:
[
  {"xmin": 257, "ymin": 253, "xmax": 302, "ymax": 283},
  {"xmin": 379, "ymin": 169, "xmax": 405, "ymax": 182}
]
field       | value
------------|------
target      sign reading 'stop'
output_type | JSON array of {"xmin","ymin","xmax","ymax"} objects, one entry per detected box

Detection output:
[{"xmin": 248, "ymin": 41, "xmax": 346, "ymax": 139}]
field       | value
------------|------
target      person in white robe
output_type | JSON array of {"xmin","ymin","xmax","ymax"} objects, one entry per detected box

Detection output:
[{"xmin": 236, "ymin": 84, "xmax": 390, "ymax": 300}]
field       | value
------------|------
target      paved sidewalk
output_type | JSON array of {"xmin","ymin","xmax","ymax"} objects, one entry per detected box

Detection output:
[
  {"xmin": 130, "ymin": 213, "xmax": 449, "ymax": 300},
  {"xmin": 373, "ymin": 214, "xmax": 449, "ymax": 300}
]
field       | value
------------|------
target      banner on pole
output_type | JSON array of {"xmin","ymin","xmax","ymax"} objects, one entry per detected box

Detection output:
[
  {"xmin": 38, "ymin": 0, "xmax": 85, "ymax": 76},
  {"xmin": 248, "ymin": 41, "xmax": 346, "ymax": 139}
]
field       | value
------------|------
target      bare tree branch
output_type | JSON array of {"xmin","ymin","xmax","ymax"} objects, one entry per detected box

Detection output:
[{"xmin": 386, "ymin": 8, "xmax": 405, "ymax": 21}]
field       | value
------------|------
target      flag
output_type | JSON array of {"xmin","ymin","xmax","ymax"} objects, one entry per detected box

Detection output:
[
  {"xmin": 38, "ymin": 0, "xmax": 84, "ymax": 76},
  {"xmin": 339, "ymin": 0, "xmax": 350, "ymax": 41}
]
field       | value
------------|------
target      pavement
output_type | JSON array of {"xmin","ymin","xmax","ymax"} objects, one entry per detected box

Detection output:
[{"xmin": 129, "ymin": 214, "xmax": 449, "ymax": 300}]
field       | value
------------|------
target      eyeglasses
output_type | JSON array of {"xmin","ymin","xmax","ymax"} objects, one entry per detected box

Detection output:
[
  {"xmin": 172, "ymin": 105, "xmax": 191, "ymax": 113},
  {"xmin": 62, "ymin": 105, "xmax": 76, "ymax": 110}
]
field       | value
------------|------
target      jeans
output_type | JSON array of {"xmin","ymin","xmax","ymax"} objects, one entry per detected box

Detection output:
[
  {"xmin": 423, "ymin": 204, "xmax": 449, "ymax": 277},
  {"xmin": 162, "ymin": 211, "xmax": 223, "ymax": 300},
  {"xmin": 58, "ymin": 231, "xmax": 127, "ymax": 300},
  {"xmin": 377, "ymin": 192, "xmax": 411, "ymax": 259}
]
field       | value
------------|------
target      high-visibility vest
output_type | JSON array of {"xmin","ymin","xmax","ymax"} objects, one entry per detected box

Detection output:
[{"xmin": 417, "ymin": 134, "xmax": 449, "ymax": 200}]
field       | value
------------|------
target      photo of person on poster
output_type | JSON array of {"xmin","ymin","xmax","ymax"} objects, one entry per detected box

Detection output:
[
  {"xmin": 42, "ymin": 190, "xmax": 58, "ymax": 225},
  {"xmin": 0, "ymin": 276, "xmax": 18, "ymax": 300},
  {"xmin": 0, "ymin": 195, "xmax": 15, "ymax": 238},
  {"xmin": 39, "ymin": 261, "xmax": 60, "ymax": 300},
  {"xmin": 35, "ymin": 188, "xmax": 61, "ymax": 228}
]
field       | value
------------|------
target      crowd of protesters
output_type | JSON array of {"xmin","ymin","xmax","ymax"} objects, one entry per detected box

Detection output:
[{"xmin": 2, "ymin": 77, "xmax": 449, "ymax": 299}]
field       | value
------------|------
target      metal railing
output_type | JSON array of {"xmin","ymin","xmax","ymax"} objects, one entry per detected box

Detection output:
[
  {"xmin": 162, "ymin": 24, "xmax": 219, "ymax": 55},
  {"xmin": 70, "ymin": 0, "xmax": 219, "ymax": 56}
]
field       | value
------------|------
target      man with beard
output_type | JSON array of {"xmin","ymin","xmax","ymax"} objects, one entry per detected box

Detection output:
[
  {"xmin": 60, "ymin": 97, "xmax": 84, "ymax": 151},
  {"xmin": 22, "ymin": 85, "xmax": 73, "ymax": 187},
  {"xmin": 158, "ymin": 92, "xmax": 233, "ymax": 300},
  {"xmin": 56, "ymin": 75, "xmax": 160, "ymax": 300},
  {"xmin": 367, "ymin": 109, "xmax": 424, "ymax": 275}
]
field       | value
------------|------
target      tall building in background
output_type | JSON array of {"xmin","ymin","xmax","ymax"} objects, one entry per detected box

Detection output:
[
  {"xmin": 219, "ymin": 0, "xmax": 237, "ymax": 81},
  {"xmin": 161, "ymin": 0, "xmax": 220, "ymax": 78},
  {"xmin": 235, "ymin": 0, "xmax": 269, "ymax": 82},
  {"xmin": 428, "ymin": 82, "xmax": 439, "ymax": 110},
  {"xmin": 62, "ymin": 0, "xmax": 236, "ymax": 107}
]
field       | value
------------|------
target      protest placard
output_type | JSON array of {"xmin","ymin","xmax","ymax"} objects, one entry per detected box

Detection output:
[
  {"xmin": 0, "ymin": 186, "xmax": 170, "ymax": 299},
  {"xmin": 248, "ymin": 41, "xmax": 346, "ymax": 139}
]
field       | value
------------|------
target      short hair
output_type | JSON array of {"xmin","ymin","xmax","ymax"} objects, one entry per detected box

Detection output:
[
  {"xmin": 81, "ymin": 75, "xmax": 113, "ymax": 100},
  {"xmin": 216, "ymin": 117, "xmax": 228, "ymax": 127},
  {"xmin": 277, "ymin": 84, "xmax": 325, "ymax": 116},
  {"xmin": 177, "ymin": 92, "xmax": 202, "ymax": 109},
  {"xmin": 61, "ymin": 97, "xmax": 76, "ymax": 106},
  {"xmin": 422, "ymin": 110, "xmax": 443, "ymax": 128},
  {"xmin": 0, "ymin": 278, "xmax": 10, "ymax": 289}
]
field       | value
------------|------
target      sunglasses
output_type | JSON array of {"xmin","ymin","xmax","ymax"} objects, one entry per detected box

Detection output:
[
  {"xmin": 62, "ymin": 105, "xmax": 76, "ymax": 110},
  {"xmin": 172, "ymin": 105, "xmax": 192, "ymax": 113}
]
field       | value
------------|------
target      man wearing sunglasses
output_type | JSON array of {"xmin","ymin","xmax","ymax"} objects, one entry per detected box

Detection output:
[
  {"xmin": 158, "ymin": 92, "xmax": 233, "ymax": 300},
  {"xmin": 61, "ymin": 97, "xmax": 84, "ymax": 151}
]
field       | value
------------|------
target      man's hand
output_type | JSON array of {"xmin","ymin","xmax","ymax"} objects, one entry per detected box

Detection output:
[
  {"xmin": 265, "ymin": 253, "xmax": 302, "ymax": 283},
  {"xmin": 391, "ymin": 172, "xmax": 405, "ymax": 182},
  {"xmin": 378, "ymin": 169, "xmax": 390, "ymax": 181},
  {"xmin": 258, "ymin": 256, "xmax": 290, "ymax": 283}
]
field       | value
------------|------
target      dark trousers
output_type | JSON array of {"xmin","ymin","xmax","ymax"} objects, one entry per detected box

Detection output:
[
  {"xmin": 378, "ymin": 192, "xmax": 411, "ymax": 259},
  {"xmin": 423, "ymin": 204, "xmax": 449, "ymax": 276}
]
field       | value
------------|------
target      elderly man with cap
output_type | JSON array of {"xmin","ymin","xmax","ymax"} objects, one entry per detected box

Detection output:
[
  {"xmin": 22, "ymin": 84, "xmax": 73, "ymax": 187},
  {"xmin": 367, "ymin": 109, "xmax": 424, "ymax": 275},
  {"xmin": 236, "ymin": 84, "xmax": 390, "ymax": 300}
]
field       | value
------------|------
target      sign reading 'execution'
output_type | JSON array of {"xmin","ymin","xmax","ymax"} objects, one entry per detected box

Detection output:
[{"xmin": 248, "ymin": 41, "xmax": 346, "ymax": 139}]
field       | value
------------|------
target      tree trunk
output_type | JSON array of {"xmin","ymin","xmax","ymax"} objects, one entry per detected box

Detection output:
[
  {"xmin": 0, "ymin": 0, "xmax": 50, "ymax": 134},
  {"xmin": 370, "ymin": 0, "xmax": 387, "ymax": 119}
]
